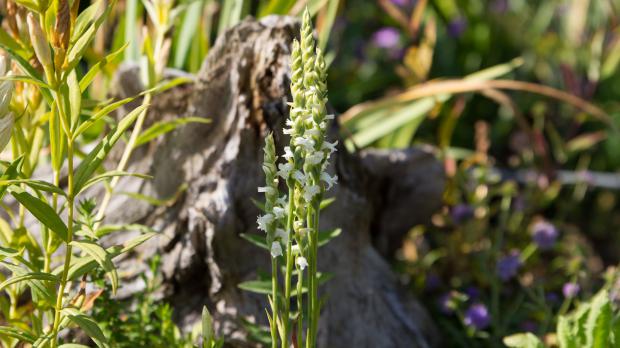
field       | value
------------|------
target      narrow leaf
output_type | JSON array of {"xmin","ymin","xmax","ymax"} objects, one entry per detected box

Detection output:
[
  {"xmin": 73, "ymin": 104, "xmax": 147, "ymax": 193},
  {"xmin": 0, "ymin": 272, "xmax": 59, "ymax": 291},
  {"xmin": 71, "ymin": 240, "xmax": 118, "ymax": 294},
  {"xmin": 10, "ymin": 187, "xmax": 68, "ymax": 241}
]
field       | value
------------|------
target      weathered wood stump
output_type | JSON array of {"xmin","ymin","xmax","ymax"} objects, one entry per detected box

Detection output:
[{"xmin": 104, "ymin": 15, "xmax": 444, "ymax": 348}]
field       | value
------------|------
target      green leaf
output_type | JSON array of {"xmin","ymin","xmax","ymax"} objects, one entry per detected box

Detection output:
[
  {"xmin": 0, "ymin": 156, "xmax": 24, "ymax": 200},
  {"xmin": 73, "ymin": 104, "xmax": 147, "ymax": 194},
  {"xmin": 63, "ymin": 309, "xmax": 109, "ymax": 348},
  {"xmin": 67, "ymin": 69, "xmax": 82, "ymax": 129},
  {"xmin": 318, "ymin": 228, "xmax": 341, "ymax": 247},
  {"xmin": 78, "ymin": 171, "xmax": 152, "ymax": 194},
  {"xmin": 72, "ymin": 0, "xmax": 103, "ymax": 41},
  {"xmin": 50, "ymin": 108, "xmax": 66, "ymax": 172},
  {"xmin": 202, "ymin": 306, "xmax": 214, "ymax": 347},
  {"xmin": 124, "ymin": 0, "xmax": 141, "ymax": 61},
  {"xmin": 250, "ymin": 197, "xmax": 266, "ymax": 212},
  {"xmin": 0, "ymin": 45, "xmax": 52, "ymax": 103},
  {"xmin": 240, "ymin": 233, "xmax": 268, "ymax": 250},
  {"xmin": 10, "ymin": 187, "xmax": 68, "ymax": 242},
  {"xmin": 0, "ymin": 272, "xmax": 59, "ymax": 291},
  {"xmin": 73, "ymin": 96, "xmax": 142, "ymax": 138},
  {"xmin": 238, "ymin": 280, "xmax": 272, "ymax": 294},
  {"xmin": 95, "ymin": 223, "xmax": 154, "ymax": 238},
  {"xmin": 174, "ymin": 0, "xmax": 205, "ymax": 68},
  {"xmin": 134, "ymin": 117, "xmax": 211, "ymax": 147},
  {"xmin": 217, "ymin": 0, "xmax": 245, "ymax": 34},
  {"xmin": 80, "ymin": 43, "xmax": 128, "ymax": 92},
  {"xmin": 71, "ymin": 240, "xmax": 118, "ymax": 294},
  {"xmin": 59, "ymin": 344, "xmax": 92, "ymax": 348},
  {"xmin": 317, "ymin": 0, "xmax": 339, "ymax": 51},
  {"xmin": 0, "ymin": 326, "xmax": 36, "ymax": 343},
  {"xmin": 585, "ymin": 290, "xmax": 612, "ymax": 348},
  {"xmin": 0, "ymin": 245, "xmax": 20, "ymax": 260},
  {"xmin": 258, "ymin": 0, "xmax": 296, "ymax": 17},
  {"xmin": 58, "ymin": 232, "xmax": 156, "ymax": 281},
  {"xmin": 0, "ymin": 179, "xmax": 66, "ymax": 196},
  {"xmin": 115, "ymin": 232, "xmax": 157, "ymax": 255},
  {"xmin": 557, "ymin": 315, "xmax": 576, "ymax": 348},
  {"xmin": 503, "ymin": 333, "xmax": 544, "ymax": 348},
  {"xmin": 319, "ymin": 197, "xmax": 335, "ymax": 210},
  {"xmin": 0, "ymin": 75, "xmax": 51, "ymax": 89}
]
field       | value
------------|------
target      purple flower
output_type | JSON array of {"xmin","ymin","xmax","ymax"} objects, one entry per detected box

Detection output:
[
  {"xmin": 496, "ymin": 250, "xmax": 521, "ymax": 281},
  {"xmin": 531, "ymin": 220, "xmax": 559, "ymax": 250},
  {"xmin": 451, "ymin": 204, "xmax": 474, "ymax": 224},
  {"xmin": 465, "ymin": 286, "xmax": 480, "ymax": 301},
  {"xmin": 372, "ymin": 27, "xmax": 401, "ymax": 49},
  {"xmin": 425, "ymin": 273, "xmax": 441, "ymax": 291},
  {"xmin": 545, "ymin": 292, "xmax": 560, "ymax": 305},
  {"xmin": 390, "ymin": 0, "xmax": 410, "ymax": 6},
  {"xmin": 491, "ymin": 0, "xmax": 509, "ymax": 13},
  {"xmin": 447, "ymin": 16, "xmax": 467, "ymax": 38},
  {"xmin": 563, "ymin": 283, "xmax": 580, "ymax": 298},
  {"xmin": 464, "ymin": 303, "xmax": 490, "ymax": 330}
]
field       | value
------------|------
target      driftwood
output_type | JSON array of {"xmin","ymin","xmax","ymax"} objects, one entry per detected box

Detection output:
[{"xmin": 103, "ymin": 15, "xmax": 444, "ymax": 348}]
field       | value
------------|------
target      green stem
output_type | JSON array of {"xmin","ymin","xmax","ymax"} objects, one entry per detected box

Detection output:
[
  {"xmin": 306, "ymin": 199, "xmax": 319, "ymax": 348},
  {"xmin": 50, "ymin": 139, "xmax": 75, "ymax": 348},
  {"xmin": 271, "ymin": 257, "xmax": 279, "ymax": 348},
  {"xmin": 282, "ymin": 187, "xmax": 295, "ymax": 347},
  {"xmin": 94, "ymin": 93, "xmax": 152, "ymax": 226},
  {"xmin": 296, "ymin": 264, "xmax": 304, "ymax": 348}
]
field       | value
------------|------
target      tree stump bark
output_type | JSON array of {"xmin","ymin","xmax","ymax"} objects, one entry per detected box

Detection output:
[{"xmin": 104, "ymin": 15, "xmax": 444, "ymax": 348}]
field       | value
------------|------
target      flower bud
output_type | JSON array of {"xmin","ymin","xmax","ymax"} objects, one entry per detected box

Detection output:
[
  {"xmin": 52, "ymin": 0, "xmax": 70, "ymax": 50},
  {"xmin": 0, "ymin": 56, "xmax": 13, "ymax": 152},
  {"xmin": 26, "ymin": 13, "xmax": 52, "ymax": 69}
]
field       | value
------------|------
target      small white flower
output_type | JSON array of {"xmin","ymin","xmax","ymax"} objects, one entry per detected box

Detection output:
[
  {"xmin": 303, "ymin": 185, "xmax": 320, "ymax": 202},
  {"xmin": 325, "ymin": 114, "xmax": 335, "ymax": 120},
  {"xmin": 305, "ymin": 128, "xmax": 321, "ymax": 137},
  {"xmin": 294, "ymin": 136, "xmax": 315, "ymax": 152},
  {"xmin": 293, "ymin": 170, "xmax": 307, "ymax": 183},
  {"xmin": 321, "ymin": 173, "xmax": 337, "ymax": 190},
  {"xmin": 296, "ymin": 256, "xmax": 308, "ymax": 270},
  {"xmin": 273, "ymin": 206, "xmax": 286, "ymax": 219},
  {"xmin": 270, "ymin": 241, "xmax": 283, "ymax": 258},
  {"xmin": 257, "ymin": 213, "xmax": 274, "ymax": 232},
  {"xmin": 292, "ymin": 244, "xmax": 301, "ymax": 254},
  {"xmin": 305, "ymin": 151, "xmax": 324, "ymax": 166},
  {"xmin": 283, "ymin": 128, "xmax": 294, "ymax": 135},
  {"xmin": 298, "ymin": 228, "xmax": 310, "ymax": 238},
  {"xmin": 275, "ymin": 228, "xmax": 288, "ymax": 243},
  {"xmin": 322, "ymin": 141, "xmax": 337, "ymax": 154},
  {"xmin": 276, "ymin": 195, "xmax": 288, "ymax": 206},
  {"xmin": 277, "ymin": 163, "xmax": 293, "ymax": 178},
  {"xmin": 258, "ymin": 186, "xmax": 276, "ymax": 195},
  {"xmin": 283, "ymin": 146, "xmax": 294, "ymax": 160}
]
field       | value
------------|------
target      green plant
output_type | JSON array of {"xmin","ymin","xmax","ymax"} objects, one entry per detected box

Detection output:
[
  {"xmin": 0, "ymin": 0, "xmax": 169, "ymax": 346},
  {"xmin": 91, "ymin": 255, "xmax": 223, "ymax": 348},
  {"xmin": 241, "ymin": 8, "xmax": 338, "ymax": 348},
  {"xmin": 504, "ymin": 288, "xmax": 620, "ymax": 348}
]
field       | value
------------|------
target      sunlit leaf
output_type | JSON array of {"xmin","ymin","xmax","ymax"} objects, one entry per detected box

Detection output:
[{"xmin": 10, "ymin": 187, "xmax": 68, "ymax": 242}]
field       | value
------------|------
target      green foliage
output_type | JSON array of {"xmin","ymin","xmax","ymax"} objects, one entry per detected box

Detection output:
[
  {"xmin": 504, "ymin": 289, "xmax": 619, "ymax": 348},
  {"xmin": 91, "ymin": 256, "xmax": 222, "ymax": 348}
]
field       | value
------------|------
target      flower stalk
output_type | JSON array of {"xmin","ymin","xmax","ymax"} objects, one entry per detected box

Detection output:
[{"xmin": 256, "ymin": 8, "xmax": 337, "ymax": 348}]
